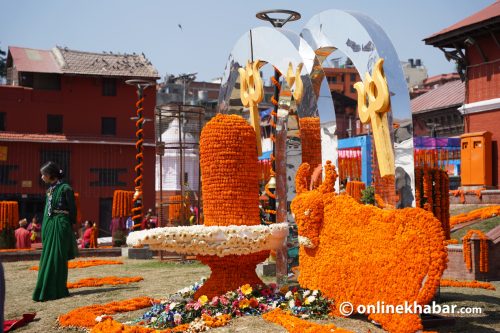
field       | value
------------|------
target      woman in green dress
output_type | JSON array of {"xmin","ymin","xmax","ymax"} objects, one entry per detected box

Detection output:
[{"xmin": 33, "ymin": 161, "xmax": 78, "ymax": 302}]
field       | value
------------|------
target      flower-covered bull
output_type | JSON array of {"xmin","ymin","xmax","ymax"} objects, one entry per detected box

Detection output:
[{"xmin": 291, "ymin": 161, "xmax": 448, "ymax": 333}]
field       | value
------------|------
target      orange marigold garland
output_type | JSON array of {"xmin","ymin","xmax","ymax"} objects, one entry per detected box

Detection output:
[
  {"xmin": 414, "ymin": 166, "xmax": 450, "ymax": 239},
  {"xmin": 67, "ymin": 276, "xmax": 143, "ymax": 289},
  {"xmin": 195, "ymin": 114, "xmax": 268, "ymax": 299},
  {"xmin": 30, "ymin": 259, "xmax": 123, "ymax": 271},
  {"xmin": 450, "ymin": 205, "xmax": 500, "ymax": 228},
  {"xmin": 440, "ymin": 279, "xmax": 496, "ymax": 290},
  {"xmin": 0, "ymin": 201, "xmax": 19, "ymax": 232},
  {"xmin": 263, "ymin": 308, "xmax": 353, "ymax": 333},
  {"xmin": 112, "ymin": 190, "xmax": 134, "ymax": 218},
  {"xmin": 345, "ymin": 181, "xmax": 366, "ymax": 203},
  {"xmin": 292, "ymin": 162, "xmax": 448, "ymax": 333},
  {"xmin": 58, "ymin": 297, "xmax": 154, "ymax": 328},
  {"xmin": 299, "ymin": 117, "xmax": 322, "ymax": 188},
  {"xmin": 462, "ymin": 229, "xmax": 489, "ymax": 273}
]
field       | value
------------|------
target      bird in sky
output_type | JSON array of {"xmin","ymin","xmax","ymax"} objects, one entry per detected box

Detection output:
[{"xmin": 178, "ymin": 24, "xmax": 183, "ymax": 31}]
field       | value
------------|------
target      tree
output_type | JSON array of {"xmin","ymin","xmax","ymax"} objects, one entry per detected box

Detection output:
[{"xmin": 0, "ymin": 44, "xmax": 7, "ymax": 81}]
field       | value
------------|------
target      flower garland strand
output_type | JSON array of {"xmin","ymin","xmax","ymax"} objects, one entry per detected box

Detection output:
[
  {"xmin": 30, "ymin": 259, "xmax": 123, "ymax": 271},
  {"xmin": 450, "ymin": 205, "xmax": 500, "ymax": 228},
  {"xmin": 345, "ymin": 181, "xmax": 365, "ymax": 203},
  {"xmin": 299, "ymin": 117, "xmax": 322, "ymax": 189},
  {"xmin": 0, "ymin": 201, "xmax": 19, "ymax": 232},
  {"xmin": 263, "ymin": 308, "xmax": 353, "ymax": 333},
  {"xmin": 67, "ymin": 276, "xmax": 144, "ymax": 289},
  {"xmin": 58, "ymin": 297, "xmax": 155, "ymax": 328},
  {"xmin": 112, "ymin": 190, "xmax": 134, "ymax": 218},
  {"xmin": 440, "ymin": 279, "xmax": 496, "ymax": 290},
  {"xmin": 463, "ymin": 229, "xmax": 489, "ymax": 273}
]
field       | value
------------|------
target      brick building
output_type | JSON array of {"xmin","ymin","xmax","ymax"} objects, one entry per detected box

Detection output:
[
  {"xmin": 0, "ymin": 46, "xmax": 159, "ymax": 235},
  {"xmin": 425, "ymin": 1, "xmax": 500, "ymax": 187},
  {"xmin": 411, "ymin": 79, "xmax": 465, "ymax": 137},
  {"xmin": 323, "ymin": 66, "xmax": 362, "ymax": 138}
]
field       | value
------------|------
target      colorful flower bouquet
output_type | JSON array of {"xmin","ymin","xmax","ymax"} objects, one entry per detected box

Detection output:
[{"xmin": 137, "ymin": 280, "xmax": 333, "ymax": 330}]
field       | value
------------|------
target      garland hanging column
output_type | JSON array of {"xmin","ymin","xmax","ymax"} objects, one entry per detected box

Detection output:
[
  {"xmin": 265, "ymin": 68, "xmax": 282, "ymax": 222},
  {"xmin": 126, "ymin": 80, "xmax": 155, "ymax": 231}
]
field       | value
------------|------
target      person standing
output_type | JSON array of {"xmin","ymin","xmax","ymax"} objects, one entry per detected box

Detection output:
[
  {"xmin": 15, "ymin": 219, "xmax": 32, "ymax": 249},
  {"xmin": 81, "ymin": 220, "xmax": 93, "ymax": 248},
  {"xmin": 27, "ymin": 216, "xmax": 42, "ymax": 243},
  {"xmin": 32, "ymin": 161, "xmax": 78, "ymax": 302}
]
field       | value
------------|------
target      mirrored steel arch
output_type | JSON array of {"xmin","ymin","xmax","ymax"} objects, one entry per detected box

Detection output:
[
  {"xmin": 301, "ymin": 9, "xmax": 415, "ymax": 207},
  {"xmin": 218, "ymin": 26, "xmax": 338, "ymax": 221}
]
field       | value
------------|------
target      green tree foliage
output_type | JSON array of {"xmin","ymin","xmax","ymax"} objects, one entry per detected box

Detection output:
[
  {"xmin": 0, "ymin": 44, "xmax": 7, "ymax": 80},
  {"xmin": 360, "ymin": 186, "xmax": 376, "ymax": 205}
]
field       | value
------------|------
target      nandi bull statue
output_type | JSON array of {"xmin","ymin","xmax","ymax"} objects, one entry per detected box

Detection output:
[{"xmin": 291, "ymin": 161, "xmax": 447, "ymax": 333}]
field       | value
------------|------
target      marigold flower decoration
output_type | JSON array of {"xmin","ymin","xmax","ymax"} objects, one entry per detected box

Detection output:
[
  {"xmin": 440, "ymin": 279, "xmax": 495, "ymax": 291},
  {"xmin": 195, "ymin": 114, "xmax": 269, "ymax": 299},
  {"xmin": 463, "ymin": 229, "xmax": 489, "ymax": 273},
  {"xmin": 450, "ymin": 205, "xmax": 500, "ymax": 228},
  {"xmin": 292, "ymin": 162, "xmax": 448, "ymax": 333},
  {"xmin": 299, "ymin": 117, "xmax": 322, "ymax": 188},
  {"xmin": 58, "ymin": 297, "xmax": 154, "ymax": 328},
  {"xmin": 263, "ymin": 308, "xmax": 353, "ymax": 333},
  {"xmin": 30, "ymin": 259, "xmax": 123, "ymax": 271},
  {"xmin": 0, "ymin": 201, "xmax": 19, "ymax": 233},
  {"xmin": 112, "ymin": 190, "xmax": 134, "ymax": 218},
  {"xmin": 67, "ymin": 276, "xmax": 143, "ymax": 289}
]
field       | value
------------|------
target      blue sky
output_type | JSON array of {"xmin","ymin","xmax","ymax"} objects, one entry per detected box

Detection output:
[{"xmin": 0, "ymin": 0, "xmax": 494, "ymax": 81}]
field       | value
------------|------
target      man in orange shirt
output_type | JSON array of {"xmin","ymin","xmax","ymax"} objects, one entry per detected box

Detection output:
[{"xmin": 15, "ymin": 219, "xmax": 32, "ymax": 249}]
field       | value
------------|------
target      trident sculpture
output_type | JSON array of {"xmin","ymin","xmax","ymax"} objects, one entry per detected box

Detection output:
[
  {"xmin": 239, "ymin": 60, "xmax": 264, "ymax": 156},
  {"xmin": 285, "ymin": 62, "xmax": 304, "ymax": 103},
  {"xmin": 354, "ymin": 58, "xmax": 394, "ymax": 177}
]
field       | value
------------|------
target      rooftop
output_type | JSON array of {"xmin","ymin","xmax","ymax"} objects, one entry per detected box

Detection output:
[
  {"xmin": 424, "ymin": 1, "xmax": 500, "ymax": 47},
  {"xmin": 411, "ymin": 80, "xmax": 465, "ymax": 114},
  {"xmin": 8, "ymin": 46, "xmax": 159, "ymax": 79}
]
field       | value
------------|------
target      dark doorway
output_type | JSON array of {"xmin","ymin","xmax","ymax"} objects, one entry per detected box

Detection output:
[
  {"xmin": 0, "ymin": 194, "xmax": 44, "ymax": 222},
  {"xmin": 99, "ymin": 197, "xmax": 113, "ymax": 238}
]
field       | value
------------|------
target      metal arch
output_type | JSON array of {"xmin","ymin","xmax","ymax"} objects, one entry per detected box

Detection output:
[
  {"xmin": 218, "ymin": 26, "xmax": 318, "ymax": 114},
  {"xmin": 301, "ymin": 9, "xmax": 416, "ymax": 208}
]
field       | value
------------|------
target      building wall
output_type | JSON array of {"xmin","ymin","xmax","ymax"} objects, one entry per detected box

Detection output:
[
  {"xmin": 323, "ymin": 67, "xmax": 360, "ymax": 100},
  {"xmin": 0, "ymin": 76, "xmax": 156, "ymax": 138},
  {"xmin": 467, "ymin": 109, "xmax": 500, "ymax": 186},
  {"xmin": 466, "ymin": 33, "xmax": 500, "ymax": 103},
  {"xmin": 0, "ymin": 75, "xmax": 157, "ymax": 232}
]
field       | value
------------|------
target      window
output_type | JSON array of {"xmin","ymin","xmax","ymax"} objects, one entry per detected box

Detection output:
[
  {"xmin": 90, "ymin": 168, "xmax": 127, "ymax": 187},
  {"xmin": 20, "ymin": 73, "xmax": 61, "ymax": 90},
  {"xmin": 350, "ymin": 73, "xmax": 357, "ymax": 81},
  {"xmin": 0, "ymin": 165, "xmax": 17, "ymax": 185},
  {"xmin": 0, "ymin": 113, "xmax": 5, "ymax": 131},
  {"xmin": 350, "ymin": 85, "xmax": 356, "ymax": 93},
  {"xmin": 102, "ymin": 78, "xmax": 117, "ymax": 96},
  {"xmin": 101, "ymin": 117, "xmax": 116, "ymax": 136},
  {"xmin": 47, "ymin": 115, "xmax": 63, "ymax": 134}
]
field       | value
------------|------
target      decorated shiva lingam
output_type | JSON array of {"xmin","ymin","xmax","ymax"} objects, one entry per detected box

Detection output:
[{"xmin": 127, "ymin": 61, "xmax": 288, "ymax": 298}]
